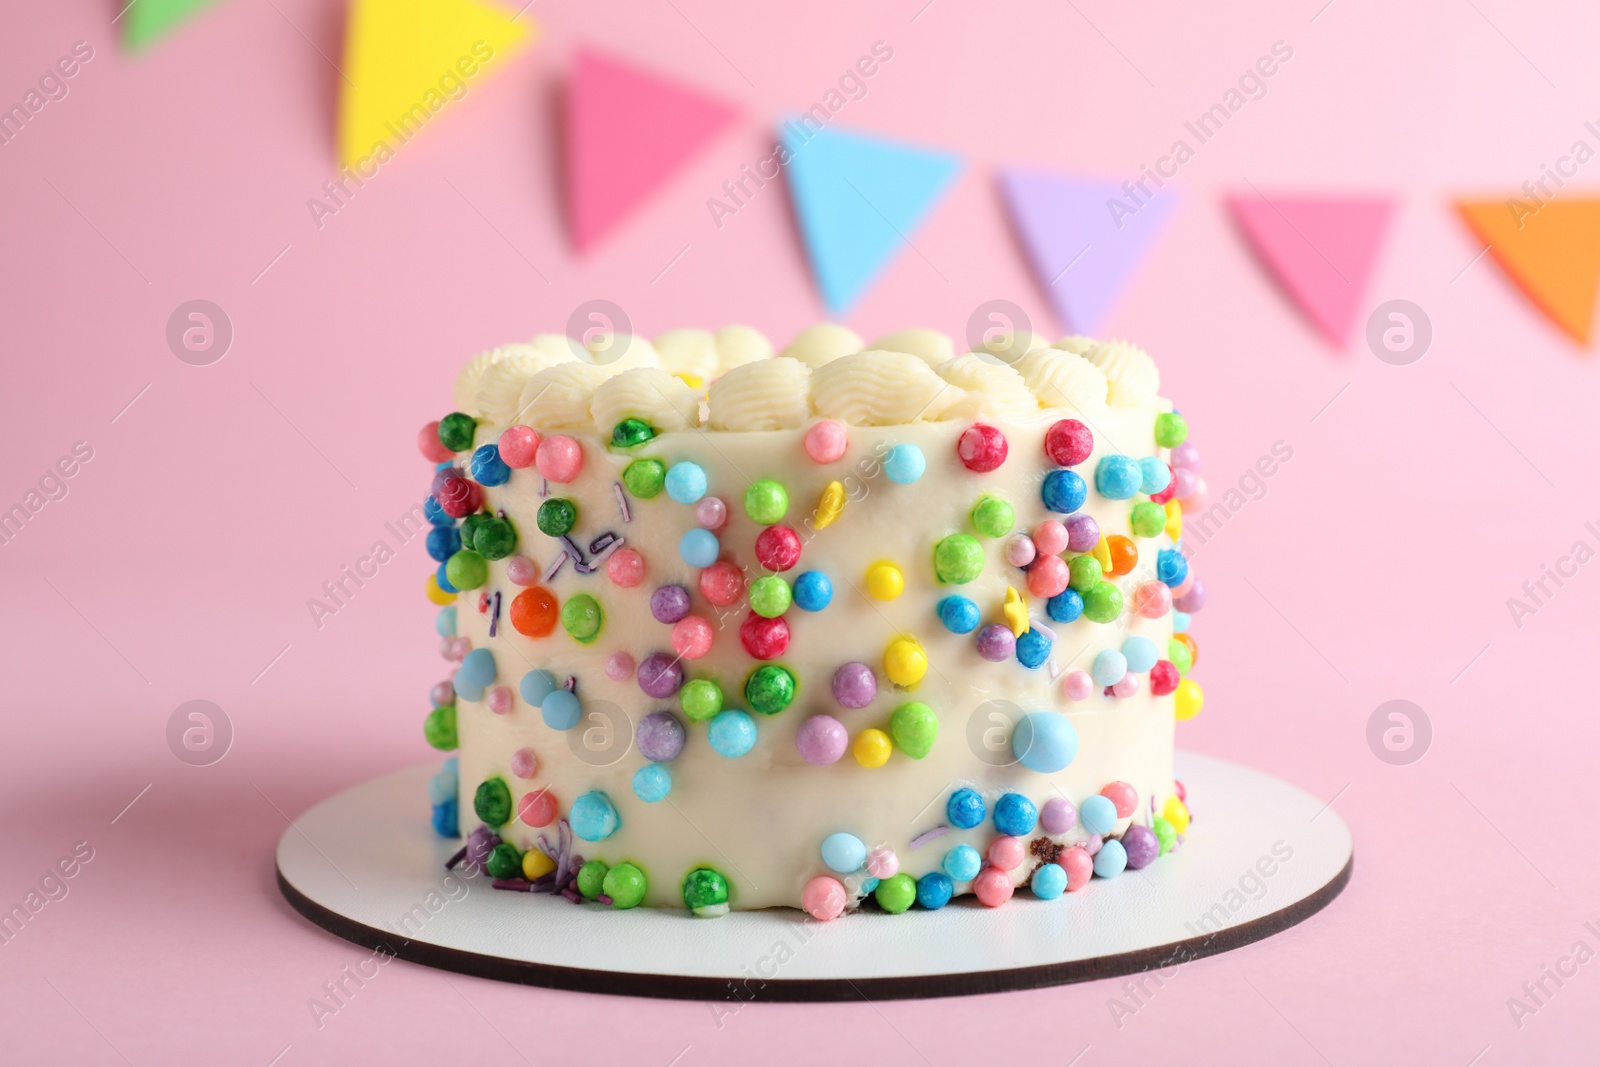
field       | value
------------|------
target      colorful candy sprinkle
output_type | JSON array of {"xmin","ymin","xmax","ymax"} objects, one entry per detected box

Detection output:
[
  {"xmin": 883, "ymin": 444, "xmax": 926, "ymax": 484},
  {"xmin": 804, "ymin": 420, "xmax": 848, "ymax": 463},
  {"xmin": 744, "ymin": 480, "xmax": 789, "ymax": 524},
  {"xmin": 957, "ymin": 424, "xmax": 1008, "ymax": 472},
  {"xmin": 1044, "ymin": 419, "xmax": 1093, "ymax": 466},
  {"xmin": 535, "ymin": 435, "xmax": 583, "ymax": 483}
]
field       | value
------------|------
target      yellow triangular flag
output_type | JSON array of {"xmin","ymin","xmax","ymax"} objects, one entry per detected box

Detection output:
[
  {"xmin": 1458, "ymin": 198, "xmax": 1600, "ymax": 345},
  {"xmin": 339, "ymin": 0, "xmax": 534, "ymax": 168}
]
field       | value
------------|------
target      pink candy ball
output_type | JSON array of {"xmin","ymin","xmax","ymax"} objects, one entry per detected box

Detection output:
[
  {"xmin": 430, "ymin": 680, "xmax": 455, "ymax": 707},
  {"xmin": 498, "ymin": 425, "xmax": 540, "ymax": 469},
  {"xmin": 509, "ymin": 747, "xmax": 539, "ymax": 778},
  {"xmin": 1101, "ymin": 781, "xmax": 1138, "ymax": 818},
  {"xmin": 795, "ymin": 714, "xmax": 849, "ymax": 766},
  {"xmin": 518, "ymin": 788, "xmax": 557, "ymax": 828},
  {"xmin": 604, "ymin": 651, "xmax": 636, "ymax": 681},
  {"xmin": 443, "ymin": 637, "xmax": 470, "ymax": 662},
  {"xmin": 1063, "ymin": 670, "xmax": 1094, "ymax": 701},
  {"xmin": 1171, "ymin": 571, "xmax": 1196, "ymax": 600},
  {"xmin": 506, "ymin": 555, "xmax": 538, "ymax": 587},
  {"xmin": 803, "ymin": 875, "xmax": 847, "ymax": 920},
  {"xmin": 1085, "ymin": 833, "xmax": 1103, "ymax": 856},
  {"xmin": 1134, "ymin": 581, "xmax": 1172, "ymax": 619},
  {"xmin": 671, "ymin": 615, "xmax": 714, "ymax": 659},
  {"xmin": 866, "ymin": 847, "xmax": 899, "ymax": 879},
  {"xmin": 1031, "ymin": 520, "xmax": 1069, "ymax": 557},
  {"xmin": 606, "ymin": 547, "xmax": 645, "ymax": 588},
  {"xmin": 695, "ymin": 496, "xmax": 728, "ymax": 530},
  {"xmin": 974, "ymin": 868, "xmax": 1014, "ymax": 908},
  {"xmin": 1112, "ymin": 674, "xmax": 1140, "ymax": 698},
  {"xmin": 1005, "ymin": 534, "xmax": 1037, "ymax": 568},
  {"xmin": 1061, "ymin": 846, "xmax": 1093, "ymax": 891},
  {"xmin": 1170, "ymin": 442, "xmax": 1202, "ymax": 471},
  {"xmin": 1026, "ymin": 555, "xmax": 1069, "ymax": 598},
  {"xmin": 987, "ymin": 835, "xmax": 1025, "ymax": 871},
  {"xmin": 1040, "ymin": 796, "xmax": 1077, "ymax": 834},
  {"xmin": 1172, "ymin": 466, "xmax": 1198, "ymax": 500},
  {"xmin": 535, "ymin": 434, "xmax": 583, "ymax": 483},
  {"xmin": 1178, "ymin": 476, "xmax": 1209, "ymax": 515},
  {"xmin": 418, "ymin": 421, "xmax": 455, "ymax": 462},
  {"xmin": 804, "ymin": 420, "xmax": 848, "ymax": 463},
  {"xmin": 487, "ymin": 686, "xmax": 513, "ymax": 714}
]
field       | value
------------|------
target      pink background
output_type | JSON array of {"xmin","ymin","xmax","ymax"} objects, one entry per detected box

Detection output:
[{"xmin": 3, "ymin": 0, "xmax": 1598, "ymax": 1062}]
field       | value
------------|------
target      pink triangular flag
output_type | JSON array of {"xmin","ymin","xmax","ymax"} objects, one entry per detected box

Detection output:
[
  {"xmin": 565, "ymin": 48, "xmax": 741, "ymax": 251},
  {"xmin": 1227, "ymin": 193, "xmax": 1395, "ymax": 345}
]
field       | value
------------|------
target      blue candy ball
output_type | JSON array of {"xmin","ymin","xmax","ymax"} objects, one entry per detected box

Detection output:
[
  {"xmin": 434, "ymin": 606, "xmax": 457, "ymax": 637},
  {"xmin": 470, "ymin": 444, "xmax": 511, "ymax": 487},
  {"xmin": 1093, "ymin": 838, "xmax": 1128, "ymax": 877},
  {"xmin": 426, "ymin": 525, "xmax": 461, "ymax": 562},
  {"xmin": 937, "ymin": 595, "xmax": 981, "ymax": 634},
  {"xmin": 452, "ymin": 672, "xmax": 485, "ymax": 703},
  {"xmin": 442, "ymin": 755, "xmax": 458, "ymax": 777},
  {"xmin": 424, "ymin": 496, "xmax": 454, "ymax": 527},
  {"xmin": 569, "ymin": 791, "xmax": 620, "ymax": 841},
  {"xmin": 632, "ymin": 764, "xmax": 673, "ymax": 803},
  {"xmin": 520, "ymin": 669, "xmax": 558, "ymax": 707},
  {"xmin": 1015, "ymin": 629, "xmax": 1052, "ymax": 669},
  {"xmin": 1092, "ymin": 648, "xmax": 1128, "ymax": 686},
  {"xmin": 793, "ymin": 571, "xmax": 834, "ymax": 612},
  {"xmin": 943, "ymin": 844, "xmax": 982, "ymax": 882},
  {"xmin": 1080, "ymin": 794, "xmax": 1119, "ymax": 835},
  {"xmin": 708, "ymin": 709, "xmax": 757, "ymax": 758},
  {"xmin": 1095, "ymin": 455, "xmax": 1143, "ymax": 500},
  {"xmin": 665, "ymin": 462, "xmax": 708, "ymax": 504},
  {"xmin": 458, "ymin": 648, "xmax": 497, "ymax": 687},
  {"xmin": 994, "ymin": 793, "xmax": 1038, "ymax": 836},
  {"xmin": 1123, "ymin": 636, "xmax": 1159, "ymax": 674},
  {"xmin": 821, "ymin": 832, "xmax": 867, "ymax": 873},
  {"xmin": 883, "ymin": 444, "xmax": 926, "ymax": 484},
  {"xmin": 1138, "ymin": 455, "xmax": 1171, "ymax": 495},
  {"xmin": 435, "ymin": 562, "xmax": 459, "ymax": 594},
  {"xmin": 1011, "ymin": 712, "xmax": 1079, "ymax": 773},
  {"xmin": 947, "ymin": 787, "xmax": 986, "ymax": 829},
  {"xmin": 1173, "ymin": 610, "xmax": 1191, "ymax": 633},
  {"xmin": 541, "ymin": 689, "xmax": 581, "ymax": 731},
  {"xmin": 1046, "ymin": 588, "xmax": 1083, "ymax": 623},
  {"xmin": 1032, "ymin": 862, "xmax": 1068, "ymax": 899},
  {"xmin": 916, "ymin": 872, "xmax": 954, "ymax": 910},
  {"xmin": 431, "ymin": 798, "xmax": 458, "ymax": 837},
  {"xmin": 427, "ymin": 771, "xmax": 455, "ymax": 805},
  {"xmin": 1041, "ymin": 469, "xmax": 1087, "ymax": 513},
  {"xmin": 679, "ymin": 528, "xmax": 721, "ymax": 568},
  {"xmin": 1157, "ymin": 547, "xmax": 1189, "ymax": 588},
  {"xmin": 861, "ymin": 877, "xmax": 879, "ymax": 893}
]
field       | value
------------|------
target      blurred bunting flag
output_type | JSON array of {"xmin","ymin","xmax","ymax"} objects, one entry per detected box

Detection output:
[
  {"xmin": 1457, "ymin": 198, "xmax": 1600, "ymax": 345},
  {"xmin": 123, "ymin": 0, "xmax": 226, "ymax": 50}
]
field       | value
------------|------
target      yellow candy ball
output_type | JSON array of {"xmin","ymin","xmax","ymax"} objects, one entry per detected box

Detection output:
[
  {"xmin": 1174, "ymin": 678, "xmax": 1204, "ymax": 720},
  {"xmin": 853, "ymin": 728, "xmax": 892, "ymax": 768},
  {"xmin": 1091, "ymin": 537, "xmax": 1112, "ymax": 572},
  {"xmin": 884, "ymin": 636, "xmax": 927, "ymax": 687},
  {"xmin": 425, "ymin": 574, "xmax": 455, "ymax": 605},
  {"xmin": 814, "ymin": 480, "xmax": 846, "ymax": 530},
  {"xmin": 1162, "ymin": 796, "xmax": 1190, "ymax": 835},
  {"xmin": 521, "ymin": 847, "xmax": 557, "ymax": 880},
  {"xmin": 865, "ymin": 561, "xmax": 904, "ymax": 601},
  {"xmin": 1164, "ymin": 499, "xmax": 1183, "ymax": 542}
]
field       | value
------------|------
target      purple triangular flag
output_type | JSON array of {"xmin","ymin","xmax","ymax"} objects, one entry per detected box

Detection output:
[{"xmin": 999, "ymin": 169, "xmax": 1175, "ymax": 335}]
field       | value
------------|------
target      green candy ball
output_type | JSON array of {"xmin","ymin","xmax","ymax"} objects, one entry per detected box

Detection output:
[
  {"xmin": 682, "ymin": 867, "xmax": 730, "ymax": 916},
  {"xmin": 1153, "ymin": 816, "xmax": 1177, "ymax": 854},
  {"xmin": 970, "ymin": 496, "xmax": 1015, "ymax": 539},
  {"xmin": 743, "ymin": 479, "xmax": 789, "ymax": 525},
  {"xmin": 612, "ymin": 418, "xmax": 655, "ymax": 448},
  {"xmin": 423, "ymin": 705, "xmax": 458, "ymax": 750},
  {"xmin": 561, "ymin": 593, "xmax": 604, "ymax": 643},
  {"xmin": 745, "ymin": 665, "xmax": 797, "ymax": 716},
  {"xmin": 748, "ymin": 575, "xmax": 792, "ymax": 619},
  {"xmin": 1167, "ymin": 638, "xmax": 1193, "ymax": 675},
  {"xmin": 445, "ymin": 550, "xmax": 488, "ymax": 591},
  {"xmin": 576, "ymin": 859, "xmax": 609, "ymax": 899},
  {"xmin": 1082, "ymin": 581, "xmax": 1124, "ymax": 623},
  {"xmin": 473, "ymin": 777, "xmax": 512, "ymax": 826},
  {"xmin": 459, "ymin": 512, "xmax": 492, "ymax": 552},
  {"xmin": 1129, "ymin": 501, "xmax": 1167, "ymax": 539},
  {"xmin": 874, "ymin": 873, "xmax": 917, "ymax": 914},
  {"xmin": 623, "ymin": 459, "xmax": 667, "ymax": 499},
  {"xmin": 438, "ymin": 412, "xmax": 477, "ymax": 452},
  {"xmin": 1154, "ymin": 412, "xmax": 1188, "ymax": 449},
  {"xmin": 474, "ymin": 517, "xmax": 518, "ymax": 560},
  {"xmin": 889, "ymin": 701, "xmax": 938, "ymax": 759},
  {"xmin": 933, "ymin": 534, "xmax": 984, "ymax": 584},
  {"xmin": 680, "ymin": 679, "xmax": 723, "ymax": 722},
  {"xmin": 486, "ymin": 842, "xmax": 522, "ymax": 880},
  {"xmin": 602, "ymin": 861, "xmax": 648, "ymax": 909},
  {"xmin": 1067, "ymin": 553, "xmax": 1102, "ymax": 594},
  {"xmin": 537, "ymin": 498, "xmax": 578, "ymax": 537}
]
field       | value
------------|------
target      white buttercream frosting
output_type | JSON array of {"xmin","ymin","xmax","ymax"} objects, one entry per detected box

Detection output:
[
  {"xmin": 936, "ymin": 354, "xmax": 1045, "ymax": 422},
  {"xmin": 652, "ymin": 329, "xmax": 719, "ymax": 384},
  {"xmin": 867, "ymin": 329, "xmax": 954, "ymax": 366},
  {"xmin": 706, "ymin": 357, "xmax": 812, "ymax": 431},
  {"xmin": 590, "ymin": 368, "xmax": 701, "ymax": 433},
  {"xmin": 469, "ymin": 344, "xmax": 578, "ymax": 425},
  {"xmin": 1013, "ymin": 346, "xmax": 1110, "ymax": 412},
  {"xmin": 1084, "ymin": 339, "xmax": 1160, "ymax": 407},
  {"xmin": 713, "ymin": 325, "xmax": 773, "ymax": 373},
  {"xmin": 810, "ymin": 351, "xmax": 959, "ymax": 425},
  {"xmin": 780, "ymin": 324, "xmax": 862, "ymax": 368},
  {"xmin": 513, "ymin": 362, "xmax": 613, "ymax": 431}
]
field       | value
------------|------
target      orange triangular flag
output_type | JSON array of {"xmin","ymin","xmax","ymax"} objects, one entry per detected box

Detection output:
[{"xmin": 1457, "ymin": 198, "xmax": 1600, "ymax": 344}]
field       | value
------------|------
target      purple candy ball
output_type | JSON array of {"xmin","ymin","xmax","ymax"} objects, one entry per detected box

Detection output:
[
  {"xmin": 1122, "ymin": 825, "xmax": 1160, "ymax": 869},
  {"xmin": 795, "ymin": 714, "xmax": 849, "ymax": 766},
  {"xmin": 1065, "ymin": 513, "xmax": 1100, "ymax": 553},
  {"xmin": 464, "ymin": 825, "xmax": 500, "ymax": 873},
  {"xmin": 1173, "ymin": 578, "xmax": 1207, "ymax": 614},
  {"xmin": 1172, "ymin": 466, "xmax": 1198, "ymax": 501},
  {"xmin": 1170, "ymin": 442, "xmax": 1201, "ymax": 471},
  {"xmin": 1040, "ymin": 796, "xmax": 1077, "ymax": 835},
  {"xmin": 1085, "ymin": 833, "xmax": 1103, "ymax": 857},
  {"xmin": 975, "ymin": 624, "xmax": 1015, "ymax": 662},
  {"xmin": 831, "ymin": 662, "xmax": 877, "ymax": 708},
  {"xmin": 649, "ymin": 585, "xmax": 691, "ymax": 624},
  {"xmin": 637, "ymin": 652, "xmax": 685, "ymax": 698},
  {"xmin": 637, "ymin": 710, "xmax": 686, "ymax": 762},
  {"xmin": 430, "ymin": 465, "xmax": 462, "ymax": 497}
]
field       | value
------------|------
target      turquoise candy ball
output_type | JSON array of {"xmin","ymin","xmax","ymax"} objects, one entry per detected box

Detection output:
[
  {"xmin": 541, "ymin": 689, "xmax": 581, "ymax": 731},
  {"xmin": 569, "ymin": 791, "xmax": 620, "ymax": 841},
  {"xmin": 1139, "ymin": 455, "xmax": 1171, "ymax": 495},
  {"xmin": 679, "ymin": 528, "xmax": 720, "ymax": 568},
  {"xmin": 821, "ymin": 832, "xmax": 867, "ymax": 873},
  {"xmin": 632, "ymin": 763, "xmax": 673, "ymax": 803},
  {"xmin": 1080, "ymin": 794, "xmax": 1118, "ymax": 835},
  {"xmin": 665, "ymin": 461, "xmax": 708, "ymax": 504},
  {"xmin": 458, "ymin": 647, "xmax": 497, "ymax": 687},
  {"xmin": 1032, "ymin": 862, "xmax": 1068, "ymax": 899},
  {"xmin": 520, "ymin": 669, "xmax": 558, "ymax": 706},
  {"xmin": 916, "ymin": 872, "xmax": 954, "ymax": 909},
  {"xmin": 434, "ymin": 606, "xmax": 458, "ymax": 637},
  {"xmin": 1011, "ymin": 712, "xmax": 1079, "ymax": 773},
  {"xmin": 708, "ymin": 709, "xmax": 757, "ymax": 758},
  {"xmin": 1095, "ymin": 455, "xmax": 1142, "ymax": 500},
  {"xmin": 1123, "ymin": 636, "xmax": 1159, "ymax": 674},
  {"xmin": 1092, "ymin": 649, "xmax": 1128, "ymax": 686},
  {"xmin": 937, "ymin": 595, "xmax": 981, "ymax": 634},
  {"xmin": 1093, "ymin": 838, "xmax": 1128, "ymax": 877},
  {"xmin": 883, "ymin": 444, "xmax": 926, "ymax": 484},
  {"xmin": 943, "ymin": 844, "xmax": 982, "ymax": 882}
]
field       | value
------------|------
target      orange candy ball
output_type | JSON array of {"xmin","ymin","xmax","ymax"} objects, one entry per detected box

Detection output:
[
  {"xmin": 1105, "ymin": 534, "xmax": 1138, "ymax": 577},
  {"xmin": 510, "ymin": 586, "xmax": 559, "ymax": 638}
]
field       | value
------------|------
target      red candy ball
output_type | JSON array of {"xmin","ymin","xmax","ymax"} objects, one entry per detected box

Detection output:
[
  {"xmin": 1044, "ymin": 419, "xmax": 1093, "ymax": 467},
  {"xmin": 699, "ymin": 560, "xmax": 745, "ymax": 606},
  {"xmin": 957, "ymin": 423, "xmax": 1008, "ymax": 473},
  {"xmin": 754, "ymin": 525, "xmax": 802, "ymax": 572},
  {"xmin": 436, "ymin": 476, "xmax": 482, "ymax": 518},
  {"xmin": 1149, "ymin": 478, "xmax": 1178, "ymax": 506},
  {"xmin": 1150, "ymin": 660, "xmax": 1179, "ymax": 696},
  {"xmin": 740, "ymin": 613, "xmax": 790, "ymax": 659},
  {"xmin": 418, "ymin": 421, "xmax": 455, "ymax": 462},
  {"xmin": 518, "ymin": 788, "xmax": 557, "ymax": 827}
]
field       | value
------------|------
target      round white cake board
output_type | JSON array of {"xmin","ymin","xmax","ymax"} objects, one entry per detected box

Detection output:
[{"xmin": 276, "ymin": 752, "xmax": 1350, "ymax": 1000}]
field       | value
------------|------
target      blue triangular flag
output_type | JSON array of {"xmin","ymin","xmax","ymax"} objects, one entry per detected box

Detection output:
[
  {"xmin": 999, "ymin": 169, "xmax": 1175, "ymax": 335},
  {"xmin": 781, "ymin": 121, "xmax": 962, "ymax": 314}
]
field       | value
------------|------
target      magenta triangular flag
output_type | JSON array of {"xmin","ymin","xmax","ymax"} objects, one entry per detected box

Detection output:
[
  {"xmin": 1227, "ymin": 193, "xmax": 1395, "ymax": 345},
  {"xmin": 999, "ymin": 169, "xmax": 1174, "ymax": 335},
  {"xmin": 565, "ymin": 49, "xmax": 741, "ymax": 251}
]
